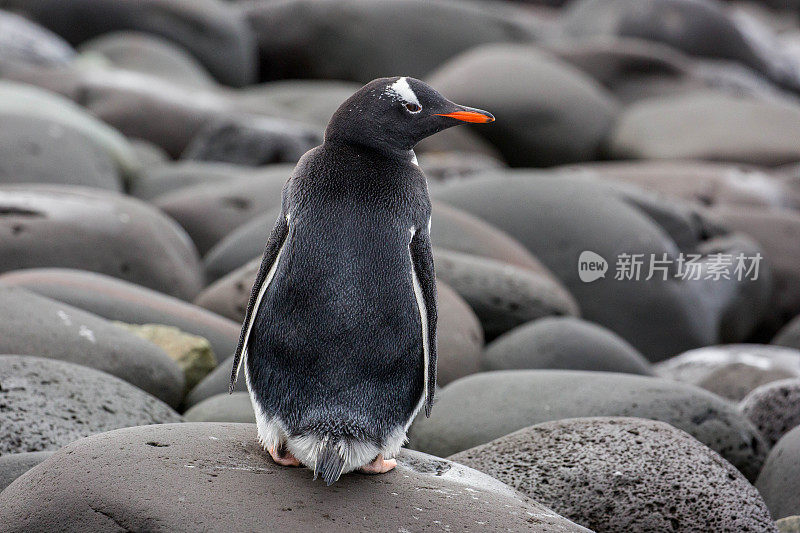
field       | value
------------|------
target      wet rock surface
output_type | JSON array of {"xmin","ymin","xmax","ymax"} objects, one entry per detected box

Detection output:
[{"xmin": 0, "ymin": 423, "xmax": 589, "ymax": 532}]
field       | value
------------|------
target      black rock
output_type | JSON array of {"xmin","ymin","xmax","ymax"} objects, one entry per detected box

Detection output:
[
  {"xmin": 0, "ymin": 423, "xmax": 590, "ymax": 532},
  {"xmin": 484, "ymin": 317, "xmax": 654, "ymax": 375},
  {"xmin": 0, "ymin": 185, "xmax": 203, "ymax": 300},
  {"xmin": 0, "ymin": 355, "xmax": 181, "ymax": 455},
  {"xmin": 0, "ymin": 286, "xmax": 185, "ymax": 407},
  {"xmin": 0, "ymin": 0, "xmax": 257, "ymax": 86},
  {"xmin": 427, "ymin": 44, "xmax": 619, "ymax": 167},
  {"xmin": 409, "ymin": 370, "xmax": 767, "ymax": 481},
  {"xmin": 0, "ymin": 268, "xmax": 239, "ymax": 360},
  {"xmin": 451, "ymin": 417, "xmax": 777, "ymax": 533},
  {"xmin": 740, "ymin": 378, "xmax": 800, "ymax": 447},
  {"xmin": 757, "ymin": 425, "xmax": 800, "ymax": 519},
  {"xmin": 243, "ymin": 0, "xmax": 540, "ymax": 83}
]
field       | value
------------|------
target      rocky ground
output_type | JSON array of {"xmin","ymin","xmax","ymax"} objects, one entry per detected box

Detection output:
[{"xmin": 1, "ymin": 0, "xmax": 800, "ymax": 531}]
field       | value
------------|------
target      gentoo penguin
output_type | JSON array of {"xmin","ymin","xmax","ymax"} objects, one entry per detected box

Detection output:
[{"xmin": 230, "ymin": 76, "xmax": 493, "ymax": 485}]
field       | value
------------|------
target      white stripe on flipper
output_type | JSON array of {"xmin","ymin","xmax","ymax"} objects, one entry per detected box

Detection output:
[
  {"xmin": 235, "ymin": 213, "xmax": 291, "ymax": 381},
  {"xmin": 408, "ymin": 226, "xmax": 429, "ymax": 410},
  {"xmin": 384, "ymin": 76, "xmax": 420, "ymax": 106}
]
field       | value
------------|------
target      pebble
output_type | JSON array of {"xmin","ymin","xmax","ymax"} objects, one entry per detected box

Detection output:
[
  {"xmin": 740, "ymin": 378, "xmax": 800, "ymax": 447},
  {"xmin": 0, "ymin": 355, "xmax": 181, "ymax": 455},
  {"xmin": 757, "ymin": 425, "xmax": 800, "ymax": 519},
  {"xmin": 0, "ymin": 9, "xmax": 74, "ymax": 67},
  {"xmin": 183, "ymin": 392, "xmax": 255, "ymax": 423},
  {"xmin": 0, "ymin": 423, "xmax": 590, "ymax": 532},
  {"xmin": 453, "ymin": 417, "xmax": 776, "ymax": 532},
  {"xmin": 484, "ymin": 317, "xmax": 654, "ymax": 375},
  {"xmin": 409, "ymin": 369, "xmax": 767, "ymax": 481},
  {"xmin": 0, "ymin": 286, "xmax": 185, "ymax": 408},
  {"xmin": 0, "ymin": 452, "xmax": 53, "ymax": 492}
]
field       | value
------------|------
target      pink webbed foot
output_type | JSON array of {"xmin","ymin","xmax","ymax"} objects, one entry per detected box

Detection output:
[
  {"xmin": 268, "ymin": 444, "xmax": 301, "ymax": 467},
  {"xmin": 358, "ymin": 454, "xmax": 397, "ymax": 475}
]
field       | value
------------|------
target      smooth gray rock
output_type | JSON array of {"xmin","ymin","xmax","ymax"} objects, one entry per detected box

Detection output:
[
  {"xmin": 434, "ymin": 248, "xmax": 579, "ymax": 339},
  {"xmin": 0, "ymin": 268, "xmax": 238, "ymax": 359},
  {"xmin": 0, "ymin": 114, "xmax": 121, "ymax": 191},
  {"xmin": 0, "ymin": 185, "xmax": 203, "ymax": 300},
  {"xmin": 610, "ymin": 93, "xmax": 800, "ymax": 166},
  {"xmin": 484, "ymin": 317, "xmax": 654, "ymax": 375},
  {"xmin": 0, "ymin": 423, "xmax": 590, "ymax": 532},
  {"xmin": 0, "ymin": 355, "xmax": 181, "ymax": 456},
  {"xmin": 0, "ymin": 9, "xmax": 74, "ymax": 67},
  {"xmin": 409, "ymin": 370, "xmax": 767, "ymax": 481},
  {"xmin": 452, "ymin": 417, "xmax": 777, "ymax": 533},
  {"xmin": 778, "ymin": 516, "xmax": 800, "ymax": 533},
  {"xmin": 0, "ymin": 0, "xmax": 257, "ymax": 86},
  {"xmin": 434, "ymin": 174, "xmax": 724, "ymax": 360},
  {"xmin": 78, "ymin": 31, "xmax": 216, "ymax": 88},
  {"xmin": 775, "ymin": 314, "xmax": 800, "ymax": 351},
  {"xmin": 656, "ymin": 345, "xmax": 800, "ymax": 401},
  {"xmin": 184, "ymin": 392, "xmax": 254, "ymax": 423},
  {"xmin": 741, "ymin": 378, "xmax": 800, "ymax": 447},
  {"xmin": 0, "ymin": 452, "xmax": 53, "ymax": 492},
  {"xmin": 154, "ymin": 167, "xmax": 291, "ymax": 255},
  {"xmin": 243, "ymin": 0, "xmax": 540, "ymax": 83},
  {"xmin": 416, "ymin": 152, "xmax": 506, "ymax": 183},
  {"xmin": 130, "ymin": 161, "xmax": 267, "ymax": 200},
  {"xmin": 427, "ymin": 43, "xmax": 619, "ymax": 167},
  {"xmin": 0, "ymin": 286, "xmax": 185, "ymax": 407},
  {"xmin": 757, "ymin": 425, "xmax": 800, "ymax": 519},
  {"xmin": 186, "ymin": 355, "xmax": 244, "ymax": 407},
  {"xmin": 181, "ymin": 116, "xmax": 321, "ymax": 167}
]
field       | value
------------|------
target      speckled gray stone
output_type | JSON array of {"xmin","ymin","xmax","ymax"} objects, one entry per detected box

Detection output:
[
  {"xmin": 183, "ymin": 392, "xmax": 254, "ymax": 423},
  {"xmin": 451, "ymin": 417, "xmax": 777, "ymax": 533},
  {"xmin": 757, "ymin": 425, "xmax": 800, "ymax": 519},
  {"xmin": 0, "ymin": 423, "xmax": 589, "ymax": 532},
  {"xmin": 0, "ymin": 185, "xmax": 203, "ymax": 300},
  {"xmin": 409, "ymin": 370, "xmax": 767, "ymax": 481},
  {"xmin": 741, "ymin": 379, "xmax": 800, "ymax": 447},
  {"xmin": 484, "ymin": 317, "xmax": 654, "ymax": 375},
  {"xmin": 434, "ymin": 248, "xmax": 579, "ymax": 340},
  {"xmin": 656, "ymin": 345, "xmax": 800, "ymax": 401},
  {"xmin": 0, "ymin": 286, "xmax": 185, "ymax": 407},
  {"xmin": 0, "ymin": 451, "xmax": 52, "ymax": 492},
  {"xmin": 0, "ymin": 356, "xmax": 181, "ymax": 456}
]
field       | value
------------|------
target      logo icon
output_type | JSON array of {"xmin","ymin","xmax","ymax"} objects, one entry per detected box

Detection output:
[{"xmin": 578, "ymin": 251, "xmax": 608, "ymax": 283}]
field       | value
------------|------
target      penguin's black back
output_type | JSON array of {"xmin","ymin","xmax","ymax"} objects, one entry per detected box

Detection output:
[{"xmin": 248, "ymin": 140, "xmax": 428, "ymax": 445}]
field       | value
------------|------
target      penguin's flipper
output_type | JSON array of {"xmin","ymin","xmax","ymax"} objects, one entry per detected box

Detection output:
[
  {"xmin": 409, "ymin": 221, "xmax": 437, "ymax": 416},
  {"xmin": 230, "ymin": 211, "xmax": 290, "ymax": 393}
]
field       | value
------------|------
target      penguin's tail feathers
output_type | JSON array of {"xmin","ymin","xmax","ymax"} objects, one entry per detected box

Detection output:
[{"xmin": 313, "ymin": 436, "xmax": 347, "ymax": 486}]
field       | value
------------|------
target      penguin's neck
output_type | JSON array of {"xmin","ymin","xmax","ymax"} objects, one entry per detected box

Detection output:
[{"xmin": 324, "ymin": 136, "xmax": 415, "ymax": 165}]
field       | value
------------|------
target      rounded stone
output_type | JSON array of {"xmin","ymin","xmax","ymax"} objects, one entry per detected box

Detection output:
[
  {"xmin": 186, "ymin": 355, "xmax": 243, "ymax": 408},
  {"xmin": 78, "ymin": 31, "xmax": 216, "ymax": 88},
  {"xmin": 0, "ymin": 286, "xmax": 185, "ymax": 408},
  {"xmin": 417, "ymin": 152, "xmax": 506, "ymax": 183},
  {"xmin": 0, "ymin": 185, "xmax": 203, "ymax": 300},
  {"xmin": 484, "ymin": 317, "xmax": 654, "ymax": 375},
  {"xmin": 0, "ymin": 9, "xmax": 74, "ymax": 67},
  {"xmin": 0, "ymin": 423, "xmax": 589, "ymax": 532},
  {"xmin": 427, "ymin": 43, "xmax": 619, "ymax": 167},
  {"xmin": 130, "ymin": 161, "xmax": 266, "ymax": 201},
  {"xmin": 0, "ymin": 114, "xmax": 121, "ymax": 191},
  {"xmin": 610, "ymin": 93, "xmax": 800, "ymax": 166},
  {"xmin": 0, "ymin": 81, "xmax": 140, "ymax": 180},
  {"xmin": 451, "ymin": 417, "xmax": 777, "ymax": 533},
  {"xmin": 184, "ymin": 392, "xmax": 254, "ymax": 423},
  {"xmin": 0, "ymin": 355, "xmax": 181, "ymax": 456},
  {"xmin": 0, "ymin": 0, "xmax": 257, "ymax": 87},
  {"xmin": 434, "ymin": 248, "xmax": 579, "ymax": 340},
  {"xmin": 0, "ymin": 268, "xmax": 239, "ymax": 360},
  {"xmin": 433, "ymin": 173, "xmax": 721, "ymax": 360},
  {"xmin": 757, "ymin": 425, "xmax": 800, "ymax": 519},
  {"xmin": 656, "ymin": 345, "xmax": 800, "ymax": 402},
  {"xmin": 778, "ymin": 516, "xmax": 800, "ymax": 533},
  {"xmin": 195, "ymin": 258, "xmax": 483, "ymax": 387},
  {"xmin": 181, "ymin": 117, "xmax": 322, "ymax": 167},
  {"xmin": 775, "ymin": 314, "xmax": 800, "ymax": 351},
  {"xmin": 243, "ymin": 0, "xmax": 540, "ymax": 83},
  {"xmin": 0, "ymin": 452, "xmax": 53, "ymax": 492},
  {"xmin": 740, "ymin": 378, "xmax": 800, "ymax": 447},
  {"xmin": 153, "ymin": 167, "xmax": 292, "ymax": 255},
  {"xmin": 409, "ymin": 370, "xmax": 767, "ymax": 481}
]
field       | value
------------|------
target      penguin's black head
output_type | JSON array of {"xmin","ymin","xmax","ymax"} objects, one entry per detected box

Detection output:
[{"xmin": 325, "ymin": 76, "xmax": 494, "ymax": 152}]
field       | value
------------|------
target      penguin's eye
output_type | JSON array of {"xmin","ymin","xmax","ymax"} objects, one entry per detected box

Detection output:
[{"xmin": 405, "ymin": 102, "xmax": 422, "ymax": 113}]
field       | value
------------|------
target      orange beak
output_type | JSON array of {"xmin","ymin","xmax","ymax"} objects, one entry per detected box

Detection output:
[{"xmin": 435, "ymin": 110, "xmax": 495, "ymax": 123}]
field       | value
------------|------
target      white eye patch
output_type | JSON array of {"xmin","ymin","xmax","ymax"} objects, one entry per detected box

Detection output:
[{"xmin": 383, "ymin": 76, "xmax": 422, "ymax": 112}]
